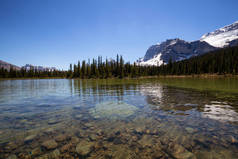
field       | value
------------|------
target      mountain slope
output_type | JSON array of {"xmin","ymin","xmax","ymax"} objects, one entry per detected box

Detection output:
[
  {"xmin": 200, "ymin": 21, "xmax": 238, "ymax": 48},
  {"xmin": 138, "ymin": 20, "xmax": 238, "ymax": 66},
  {"xmin": 138, "ymin": 39, "xmax": 216, "ymax": 66},
  {"xmin": 0, "ymin": 60, "xmax": 20, "ymax": 71},
  {"xmin": 156, "ymin": 45, "xmax": 238, "ymax": 75}
]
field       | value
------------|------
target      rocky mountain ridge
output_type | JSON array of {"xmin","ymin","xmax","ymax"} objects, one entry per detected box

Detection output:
[
  {"xmin": 0, "ymin": 60, "xmax": 20, "ymax": 71},
  {"xmin": 0, "ymin": 60, "xmax": 57, "ymax": 71},
  {"xmin": 138, "ymin": 21, "xmax": 238, "ymax": 66}
]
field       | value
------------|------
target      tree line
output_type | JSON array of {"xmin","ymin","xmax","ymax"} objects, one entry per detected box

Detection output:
[
  {"xmin": 0, "ymin": 67, "xmax": 67, "ymax": 78},
  {"xmin": 0, "ymin": 46, "xmax": 238, "ymax": 78},
  {"xmin": 157, "ymin": 46, "xmax": 238, "ymax": 75},
  {"xmin": 66, "ymin": 55, "xmax": 159, "ymax": 78}
]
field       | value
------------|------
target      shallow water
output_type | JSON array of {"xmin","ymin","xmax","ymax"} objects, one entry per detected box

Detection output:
[{"xmin": 0, "ymin": 78, "xmax": 238, "ymax": 159}]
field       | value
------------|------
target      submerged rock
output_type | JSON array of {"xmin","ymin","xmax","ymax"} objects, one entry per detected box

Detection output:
[
  {"xmin": 35, "ymin": 154, "xmax": 49, "ymax": 159},
  {"xmin": 185, "ymin": 127, "xmax": 194, "ymax": 133},
  {"xmin": 75, "ymin": 114, "xmax": 82, "ymax": 119},
  {"xmin": 24, "ymin": 134, "xmax": 37, "ymax": 143},
  {"xmin": 85, "ymin": 123, "xmax": 94, "ymax": 128},
  {"xmin": 7, "ymin": 154, "xmax": 17, "ymax": 159},
  {"xmin": 113, "ymin": 138, "xmax": 123, "ymax": 145},
  {"xmin": 60, "ymin": 143, "xmax": 72, "ymax": 152},
  {"xmin": 134, "ymin": 126, "xmax": 145, "ymax": 134},
  {"xmin": 184, "ymin": 103, "xmax": 198, "ymax": 107},
  {"xmin": 96, "ymin": 129, "xmax": 103, "ymax": 136},
  {"xmin": 138, "ymin": 135, "xmax": 154, "ymax": 147},
  {"xmin": 48, "ymin": 119, "xmax": 59, "ymax": 125},
  {"xmin": 70, "ymin": 136, "xmax": 80, "ymax": 144},
  {"xmin": 229, "ymin": 135, "xmax": 237, "ymax": 143},
  {"xmin": 41, "ymin": 140, "xmax": 58, "ymax": 150},
  {"xmin": 109, "ymin": 145, "xmax": 133, "ymax": 159},
  {"xmin": 5, "ymin": 141, "xmax": 18, "ymax": 150},
  {"xmin": 44, "ymin": 128, "xmax": 55, "ymax": 134},
  {"xmin": 49, "ymin": 149, "xmax": 60, "ymax": 158},
  {"xmin": 76, "ymin": 140, "xmax": 94, "ymax": 156},
  {"xmin": 89, "ymin": 134, "xmax": 97, "ymax": 141},
  {"xmin": 31, "ymin": 147, "xmax": 42, "ymax": 156},
  {"xmin": 55, "ymin": 134, "xmax": 68, "ymax": 142},
  {"xmin": 89, "ymin": 101, "xmax": 138, "ymax": 119},
  {"xmin": 168, "ymin": 143, "xmax": 196, "ymax": 159}
]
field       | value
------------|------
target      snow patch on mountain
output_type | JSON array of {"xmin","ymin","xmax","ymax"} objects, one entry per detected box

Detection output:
[
  {"xmin": 137, "ymin": 38, "xmax": 216, "ymax": 66},
  {"xmin": 200, "ymin": 21, "xmax": 238, "ymax": 47},
  {"xmin": 138, "ymin": 20, "xmax": 238, "ymax": 66},
  {"xmin": 138, "ymin": 53, "xmax": 163, "ymax": 66},
  {"xmin": 168, "ymin": 39, "xmax": 178, "ymax": 46}
]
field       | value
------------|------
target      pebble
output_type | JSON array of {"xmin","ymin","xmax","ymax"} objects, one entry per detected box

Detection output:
[
  {"xmin": 55, "ymin": 134, "xmax": 68, "ymax": 142},
  {"xmin": 49, "ymin": 149, "xmax": 60, "ymax": 158},
  {"xmin": 44, "ymin": 128, "xmax": 55, "ymax": 134},
  {"xmin": 131, "ymin": 136, "xmax": 138, "ymax": 141},
  {"xmin": 113, "ymin": 138, "xmax": 123, "ymax": 145},
  {"xmin": 229, "ymin": 135, "xmax": 237, "ymax": 143},
  {"xmin": 168, "ymin": 143, "xmax": 196, "ymax": 159},
  {"xmin": 75, "ymin": 114, "xmax": 82, "ymax": 119},
  {"xmin": 24, "ymin": 134, "xmax": 37, "ymax": 143},
  {"xmin": 185, "ymin": 127, "xmax": 194, "ymax": 133},
  {"xmin": 5, "ymin": 142, "xmax": 18, "ymax": 150},
  {"xmin": 138, "ymin": 135, "xmax": 154, "ymax": 147},
  {"xmin": 134, "ymin": 127, "xmax": 144, "ymax": 134},
  {"xmin": 89, "ymin": 134, "xmax": 97, "ymax": 141},
  {"xmin": 41, "ymin": 140, "xmax": 58, "ymax": 150},
  {"xmin": 7, "ymin": 154, "xmax": 17, "ymax": 159},
  {"xmin": 96, "ymin": 130, "xmax": 103, "ymax": 136},
  {"xmin": 31, "ymin": 147, "xmax": 42, "ymax": 156},
  {"xmin": 70, "ymin": 136, "xmax": 80, "ymax": 144},
  {"xmin": 60, "ymin": 143, "xmax": 72, "ymax": 152},
  {"xmin": 85, "ymin": 123, "xmax": 94, "ymax": 128},
  {"xmin": 48, "ymin": 119, "xmax": 59, "ymax": 125},
  {"xmin": 145, "ymin": 129, "xmax": 151, "ymax": 134},
  {"xmin": 76, "ymin": 140, "xmax": 94, "ymax": 156}
]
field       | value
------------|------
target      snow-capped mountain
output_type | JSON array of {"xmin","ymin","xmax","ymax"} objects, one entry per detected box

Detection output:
[
  {"xmin": 138, "ymin": 38, "xmax": 216, "ymax": 66},
  {"xmin": 0, "ymin": 60, "xmax": 20, "ymax": 71},
  {"xmin": 200, "ymin": 21, "xmax": 238, "ymax": 48},
  {"xmin": 22, "ymin": 64, "xmax": 57, "ymax": 71},
  {"xmin": 138, "ymin": 21, "xmax": 238, "ymax": 66}
]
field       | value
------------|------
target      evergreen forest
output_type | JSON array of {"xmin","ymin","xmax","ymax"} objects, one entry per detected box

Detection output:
[{"xmin": 0, "ymin": 46, "xmax": 238, "ymax": 78}]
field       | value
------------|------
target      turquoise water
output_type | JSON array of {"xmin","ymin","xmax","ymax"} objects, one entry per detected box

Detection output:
[{"xmin": 0, "ymin": 79, "xmax": 238, "ymax": 159}]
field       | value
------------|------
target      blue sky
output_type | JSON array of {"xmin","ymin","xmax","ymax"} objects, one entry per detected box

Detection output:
[{"xmin": 0, "ymin": 0, "xmax": 238, "ymax": 70}]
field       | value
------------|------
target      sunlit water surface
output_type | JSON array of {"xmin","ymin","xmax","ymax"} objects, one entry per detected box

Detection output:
[{"xmin": 0, "ymin": 78, "xmax": 238, "ymax": 159}]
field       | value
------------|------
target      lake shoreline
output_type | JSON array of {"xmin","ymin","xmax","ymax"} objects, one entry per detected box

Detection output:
[
  {"xmin": 156, "ymin": 74, "xmax": 238, "ymax": 78},
  {"xmin": 1, "ymin": 74, "xmax": 238, "ymax": 80}
]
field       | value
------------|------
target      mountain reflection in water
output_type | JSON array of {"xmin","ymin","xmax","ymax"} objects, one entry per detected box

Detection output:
[{"xmin": 0, "ymin": 79, "xmax": 237, "ymax": 159}]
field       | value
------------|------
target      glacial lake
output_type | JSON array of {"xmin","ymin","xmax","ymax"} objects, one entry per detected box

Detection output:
[{"xmin": 0, "ymin": 78, "xmax": 238, "ymax": 159}]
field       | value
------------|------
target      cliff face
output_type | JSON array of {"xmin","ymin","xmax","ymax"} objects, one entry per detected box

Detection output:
[{"xmin": 138, "ymin": 39, "xmax": 216, "ymax": 66}]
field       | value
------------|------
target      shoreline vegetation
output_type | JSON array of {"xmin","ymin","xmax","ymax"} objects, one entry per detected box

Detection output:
[
  {"xmin": 1, "ymin": 74, "xmax": 238, "ymax": 81},
  {"xmin": 1, "ymin": 46, "xmax": 238, "ymax": 79}
]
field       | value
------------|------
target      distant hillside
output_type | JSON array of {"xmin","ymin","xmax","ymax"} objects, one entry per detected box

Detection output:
[
  {"xmin": 0, "ymin": 60, "xmax": 20, "ymax": 71},
  {"xmin": 156, "ymin": 46, "xmax": 238, "ymax": 75}
]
